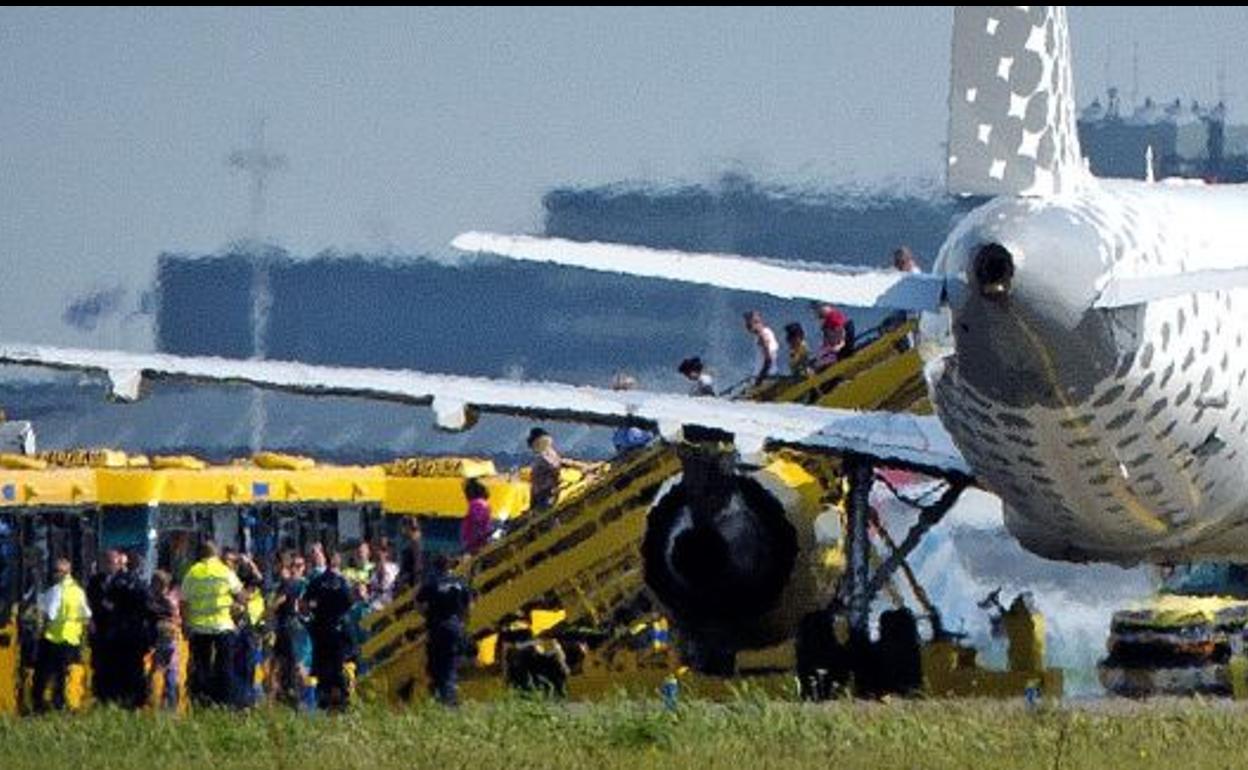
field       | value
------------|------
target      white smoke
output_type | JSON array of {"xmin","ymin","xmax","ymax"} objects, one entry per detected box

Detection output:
[{"xmin": 876, "ymin": 485, "xmax": 1155, "ymax": 696}]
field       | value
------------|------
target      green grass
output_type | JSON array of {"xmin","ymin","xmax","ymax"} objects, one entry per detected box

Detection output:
[{"xmin": 4, "ymin": 696, "xmax": 1248, "ymax": 770}]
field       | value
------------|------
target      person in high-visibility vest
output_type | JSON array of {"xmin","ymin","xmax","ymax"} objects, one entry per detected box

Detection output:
[
  {"xmin": 181, "ymin": 540, "xmax": 242, "ymax": 707},
  {"xmin": 33, "ymin": 558, "xmax": 91, "ymax": 712}
]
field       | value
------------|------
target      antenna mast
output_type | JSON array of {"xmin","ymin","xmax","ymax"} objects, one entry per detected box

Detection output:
[
  {"xmin": 227, "ymin": 117, "xmax": 288, "ymax": 242},
  {"xmin": 227, "ymin": 117, "xmax": 287, "ymax": 451},
  {"xmin": 1131, "ymin": 41, "xmax": 1139, "ymax": 112}
]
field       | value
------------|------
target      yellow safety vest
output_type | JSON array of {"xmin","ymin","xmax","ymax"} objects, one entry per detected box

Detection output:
[
  {"xmin": 247, "ymin": 590, "xmax": 265, "ymax": 627},
  {"xmin": 44, "ymin": 577, "xmax": 88, "ymax": 647},
  {"xmin": 342, "ymin": 563, "xmax": 373, "ymax": 587},
  {"xmin": 182, "ymin": 557, "xmax": 241, "ymax": 634}
]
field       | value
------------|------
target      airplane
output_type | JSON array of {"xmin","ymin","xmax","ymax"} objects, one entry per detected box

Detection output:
[
  {"xmin": 2, "ymin": 5, "xmax": 1245, "ymax": 660},
  {"xmin": 451, "ymin": 5, "xmax": 1248, "ymax": 567}
]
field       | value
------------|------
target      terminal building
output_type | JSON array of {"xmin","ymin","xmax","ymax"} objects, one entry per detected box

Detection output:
[{"xmin": 1078, "ymin": 86, "xmax": 1248, "ymax": 182}]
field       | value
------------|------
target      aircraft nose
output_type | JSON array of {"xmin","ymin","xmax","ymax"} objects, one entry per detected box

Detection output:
[{"xmin": 973, "ymin": 242, "xmax": 1015, "ymax": 300}]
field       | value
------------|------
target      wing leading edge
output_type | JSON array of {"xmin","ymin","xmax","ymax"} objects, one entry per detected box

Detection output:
[
  {"xmin": 452, "ymin": 232, "xmax": 950, "ymax": 313},
  {"xmin": 0, "ymin": 343, "xmax": 969, "ymax": 477}
]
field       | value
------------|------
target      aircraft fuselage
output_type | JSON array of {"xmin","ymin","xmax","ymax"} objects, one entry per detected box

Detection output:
[{"xmin": 933, "ymin": 178, "xmax": 1248, "ymax": 563}]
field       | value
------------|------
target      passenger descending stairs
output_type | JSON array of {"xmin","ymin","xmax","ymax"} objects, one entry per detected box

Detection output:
[{"xmin": 360, "ymin": 322, "xmax": 928, "ymax": 701}]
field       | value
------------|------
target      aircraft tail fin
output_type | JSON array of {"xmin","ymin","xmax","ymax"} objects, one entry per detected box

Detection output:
[{"xmin": 946, "ymin": 6, "xmax": 1085, "ymax": 197}]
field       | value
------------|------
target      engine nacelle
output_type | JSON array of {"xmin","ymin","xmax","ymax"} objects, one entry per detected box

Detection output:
[{"xmin": 641, "ymin": 452, "xmax": 844, "ymax": 656}]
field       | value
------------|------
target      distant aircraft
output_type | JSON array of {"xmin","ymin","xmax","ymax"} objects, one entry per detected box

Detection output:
[{"xmin": 3, "ymin": 5, "xmax": 1247, "ymax": 642}]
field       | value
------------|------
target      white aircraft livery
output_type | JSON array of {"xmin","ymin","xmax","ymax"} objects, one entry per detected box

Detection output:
[
  {"xmin": 5, "ymin": 7, "xmax": 1248, "ymax": 568},
  {"xmin": 452, "ymin": 7, "xmax": 1248, "ymax": 566}
]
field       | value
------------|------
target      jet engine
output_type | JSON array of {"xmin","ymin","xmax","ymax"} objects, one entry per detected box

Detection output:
[{"xmin": 641, "ymin": 440, "xmax": 845, "ymax": 664}]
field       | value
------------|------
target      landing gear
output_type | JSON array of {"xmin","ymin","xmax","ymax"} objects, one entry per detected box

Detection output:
[{"xmin": 801, "ymin": 454, "xmax": 967, "ymax": 698}]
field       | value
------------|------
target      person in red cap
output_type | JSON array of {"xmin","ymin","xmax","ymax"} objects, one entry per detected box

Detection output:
[{"xmin": 813, "ymin": 303, "xmax": 848, "ymax": 369}]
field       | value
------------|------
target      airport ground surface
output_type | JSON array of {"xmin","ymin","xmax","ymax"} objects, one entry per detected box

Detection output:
[{"xmin": 2, "ymin": 697, "xmax": 1247, "ymax": 770}]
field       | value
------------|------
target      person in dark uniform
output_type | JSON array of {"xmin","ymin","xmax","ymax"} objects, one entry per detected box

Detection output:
[
  {"xmin": 416, "ymin": 554, "xmax": 472, "ymax": 706},
  {"xmin": 106, "ymin": 551, "xmax": 155, "ymax": 709},
  {"xmin": 85, "ymin": 549, "xmax": 124, "ymax": 704},
  {"xmin": 302, "ymin": 552, "xmax": 353, "ymax": 711},
  {"xmin": 397, "ymin": 519, "xmax": 426, "ymax": 591},
  {"xmin": 795, "ymin": 608, "xmax": 851, "ymax": 701}
]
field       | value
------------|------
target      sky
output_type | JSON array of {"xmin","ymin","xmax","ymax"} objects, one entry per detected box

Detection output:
[{"xmin": 3, "ymin": 6, "xmax": 1247, "ymax": 347}]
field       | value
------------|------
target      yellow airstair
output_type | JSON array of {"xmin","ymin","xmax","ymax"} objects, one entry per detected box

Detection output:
[{"xmin": 360, "ymin": 321, "xmax": 930, "ymax": 701}]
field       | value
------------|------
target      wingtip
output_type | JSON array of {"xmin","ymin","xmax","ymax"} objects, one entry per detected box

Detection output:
[{"xmin": 449, "ymin": 232, "xmax": 482, "ymax": 252}]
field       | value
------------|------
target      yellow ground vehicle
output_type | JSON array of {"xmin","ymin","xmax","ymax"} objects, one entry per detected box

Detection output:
[{"xmin": 1100, "ymin": 563, "xmax": 1248, "ymax": 697}]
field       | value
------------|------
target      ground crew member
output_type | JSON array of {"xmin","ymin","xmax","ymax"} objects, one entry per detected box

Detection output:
[
  {"xmin": 302, "ymin": 552, "xmax": 353, "ymax": 711},
  {"xmin": 500, "ymin": 616, "xmax": 570, "ymax": 697},
  {"xmin": 417, "ymin": 554, "xmax": 472, "ymax": 706},
  {"xmin": 32, "ymin": 558, "xmax": 91, "ymax": 712},
  {"xmin": 181, "ymin": 540, "xmax": 243, "ymax": 707}
]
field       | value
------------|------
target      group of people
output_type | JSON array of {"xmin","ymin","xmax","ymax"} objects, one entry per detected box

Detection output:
[
  {"xmin": 679, "ymin": 246, "xmax": 922, "ymax": 392},
  {"xmin": 25, "ymin": 525, "xmax": 429, "ymax": 714},
  {"xmin": 678, "ymin": 302, "xmax": 850, "ymax": 397},
  {"xmin": 30, "ymin": 549, "xmax": 177, "ymax": 713}
]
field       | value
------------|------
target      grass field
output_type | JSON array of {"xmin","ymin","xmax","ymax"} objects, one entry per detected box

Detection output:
[{"xmin": 3, "ymin": 696, "xmax": 1248, "ymax": 770}]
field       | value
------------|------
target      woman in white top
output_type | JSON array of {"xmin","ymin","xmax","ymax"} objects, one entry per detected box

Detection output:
[{"xmin": 744, "ymin": 310, "xmax": 779, "ymax": 385}]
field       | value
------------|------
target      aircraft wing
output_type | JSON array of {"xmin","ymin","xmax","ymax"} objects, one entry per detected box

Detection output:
[
  {"xmin": 0, "ymin": 343, "xmax": 969, "ymax": 477},
  {"xmin": 452, "ymin": 232, "xmax": 950, "ymax": 313},
  {"xmin": 1094, "ymin": 267, "xmax": 1248, "ymax": 308}
]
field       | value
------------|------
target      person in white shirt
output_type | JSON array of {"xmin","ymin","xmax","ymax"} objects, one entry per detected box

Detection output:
[
  {"xmin": 892, "ymin": 245, "xmax": 921, "ymax": 274},
  {"xmin": 34, "ymin": 558, "xmax": 92, "ymax": 711},
  {"xmin": 744, "ymin": 310, "xmax": 779, "ymax": 385},
  {"xmin": 887, "ymin": 246, "xmax": 923, "ymax": 349}
]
